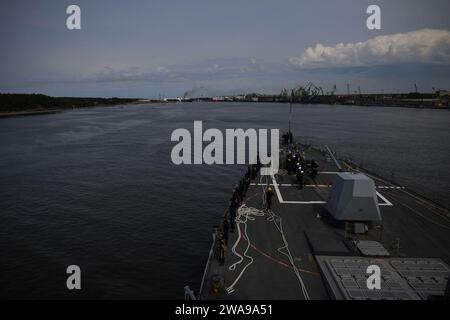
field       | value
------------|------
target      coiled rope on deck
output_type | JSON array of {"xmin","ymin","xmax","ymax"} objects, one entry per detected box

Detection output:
[
  {"xmin": 226, "ymin": 205, "xmax": 264, "ymax": 294},
  {"xmin": 225, "ymin": 174, "xmax": 311, "ymax": 300}
]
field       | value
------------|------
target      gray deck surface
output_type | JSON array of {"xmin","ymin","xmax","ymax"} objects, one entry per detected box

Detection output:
[{"xmin": 200, "ymin": 146, "xmax": 450, "ymax": 300}]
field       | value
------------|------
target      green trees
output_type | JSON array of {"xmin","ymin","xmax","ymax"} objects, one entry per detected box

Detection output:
[{"xmin": 0, "ymin": 93, "xmax": 138, "ymax": 113}]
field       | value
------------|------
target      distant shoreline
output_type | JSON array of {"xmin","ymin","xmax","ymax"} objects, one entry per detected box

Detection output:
[
  {"xmin": 0, "ymin": 109, "xmax": 63, "ymax": 118},
  {"xmin": 0, "ymin": 93, "xmax": 140, "ymax": 118},
  {"xmin": 1, "ymin": 100, "xmax": 449, "ymax": 118},
  {"xmin": 0, "ymin": 102, "xmax": 142, "ymax": 118},
  {"xmin": 1, "ymin": 91, "xmax": 449, "ymax": 118}
]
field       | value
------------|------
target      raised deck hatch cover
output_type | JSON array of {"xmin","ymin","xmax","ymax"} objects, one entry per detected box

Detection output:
[{"xmin": 315, "ymin": 256, "xmax": 450, "ymax": 300}]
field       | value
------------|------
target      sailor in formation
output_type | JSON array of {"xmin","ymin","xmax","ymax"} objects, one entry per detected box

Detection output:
[
  {"xmin": 265, "ymin": 187, "xmax": 274, "ymax": 210},
  {"xmin": 296, "ymin": 163, "xmax": 304, "ymax": 190}
]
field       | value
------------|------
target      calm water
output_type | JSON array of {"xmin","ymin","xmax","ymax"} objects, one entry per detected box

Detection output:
[{"xmin": 0, "ymin": 102, "xmax": 448, "ymax": 299}]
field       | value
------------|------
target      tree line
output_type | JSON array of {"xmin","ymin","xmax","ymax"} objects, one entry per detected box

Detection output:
[{"xmin": 0, "ymin": 93, "xmax": 138, "ymax": 113}]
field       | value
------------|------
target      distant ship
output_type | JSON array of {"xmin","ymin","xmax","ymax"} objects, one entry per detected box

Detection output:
[{"xmin": 163, "ymin": 97, "xmax": 183, "ymax": 103}]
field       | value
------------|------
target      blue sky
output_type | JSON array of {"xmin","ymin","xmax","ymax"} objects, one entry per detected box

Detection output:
[{"xmin": 1, "ymin": 0, "xmax": 450, "ymax": 97}]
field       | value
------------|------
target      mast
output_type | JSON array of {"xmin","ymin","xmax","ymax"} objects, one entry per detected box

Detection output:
[{"xmin": 289, "ymin": 89, "xmax": 294, "ymax": 133}]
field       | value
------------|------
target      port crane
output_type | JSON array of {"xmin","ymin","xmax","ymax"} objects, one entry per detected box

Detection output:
[{"xmin": 289, "ymin": 82, "xmax": 324, "ymax": 101}]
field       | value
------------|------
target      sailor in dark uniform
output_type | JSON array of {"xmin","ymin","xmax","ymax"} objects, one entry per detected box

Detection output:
[
  {"xmin": 292, "ymin": 153, "xmax": 298, "ymax": 173},
  {"xmin": 286, "ymin": 151, "xmax": 293, "ymax": 172},
  {"xmin": 233, "ymin": 184, "xmax": 241, "ymax": 204},
  {"xmin": 296, "ymin": 163, "xmax": 304, "ymax": 190},
  {"xmin": 246, "ymin": 166, "xmax": 252, "ymax": 181},
  {"xmin": 282, "ymin": 132, "xmax": 289, "ymax": 145},
  {"xmin": 229, "ymin": 196, "xmax": 238, "ymax": 232},
  {"xmin": 311, "ymin": 160, "xmax": 319, "ymax": 179},
  {"xmin": 243, "ymin": 173, "xmax": 250, "ymax": 196},
  {"xmin": 214, "ymin": 232, "xmax": 226, "ymax": 265},
  {"xmin": 266, "ymin": 187, "xmax": 274, "ymax": 210},
  {"xmin": 238, "ymin": 179, "xmax": 245, "ymax": 199},
  {"xmin": 222, "ymin": 218, "xmax": 229, "ymax": 246}
]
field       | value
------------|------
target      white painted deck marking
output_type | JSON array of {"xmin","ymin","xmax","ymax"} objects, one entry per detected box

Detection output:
[
  {"xmin": 251, "ymin": 182, "xmax": 404, "ymax": 190},
  {"xmin": 251, "ymin": 183, "xmax": 330, "ymax": 187},
  {"xmin": 376, "ymin": 191, "xmax": 393, "ymax": 206},
  {"xmin": 266, "ymin": 175, "xmax": 394, "ymax": 206},
  {"xmin": 270, "ymin": 174, "xmax": 284, "ymax": 204},
  {"xmin": 281, "ymin": 200, "xmax": 327, "ymax": 204}
]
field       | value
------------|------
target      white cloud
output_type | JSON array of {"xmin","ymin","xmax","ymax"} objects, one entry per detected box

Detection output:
[
  {"xmin": 289, "ymin": 29, "xmax": 450, "ymax": 68},
  {"xmin": 156, "ymin": 66, "xmax": 169, "ymax": 73}
]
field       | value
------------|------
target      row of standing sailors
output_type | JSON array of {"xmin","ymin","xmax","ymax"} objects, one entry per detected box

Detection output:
[
  {"xmin": 287, "ymin": 151, "xmax": 305, "ymax": 190},
  {"xmin": 286, "ymin": 151, "xmax": 319, "ymax": 189},
  {"xmin": 214, "ymin": 165, "xmax": 254, "ymax": 265}
]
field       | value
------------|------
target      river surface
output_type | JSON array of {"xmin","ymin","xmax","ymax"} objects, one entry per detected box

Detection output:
[{"xmin": 0, "ymin": 102, "xmax": 448, "ymax": 299}]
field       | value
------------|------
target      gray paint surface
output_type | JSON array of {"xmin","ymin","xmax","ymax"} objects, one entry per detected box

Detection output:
[{"xmin": 326, "ymin": 173, "xmax": 382, "ymax": 221}]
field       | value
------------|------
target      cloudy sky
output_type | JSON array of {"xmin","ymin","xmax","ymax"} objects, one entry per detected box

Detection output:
[{"xmin": 1, "ymin": 0, "xmax": 450, "ymax": 97}]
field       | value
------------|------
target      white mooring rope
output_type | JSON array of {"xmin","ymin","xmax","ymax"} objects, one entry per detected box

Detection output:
[{"xmin": 226, "ymin": 174, "xmax": 311, "ymax": 300}]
